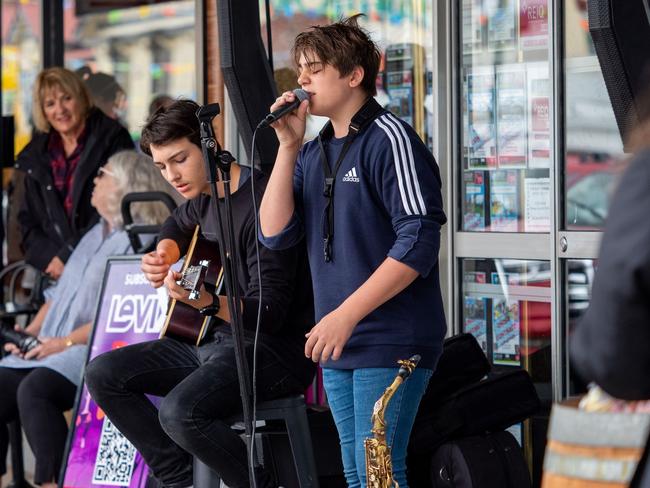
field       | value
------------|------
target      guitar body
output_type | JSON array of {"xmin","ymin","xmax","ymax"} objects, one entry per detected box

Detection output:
[{"xmin": 160, "ymin": 226, "xmax": 223, "ymax": 345}]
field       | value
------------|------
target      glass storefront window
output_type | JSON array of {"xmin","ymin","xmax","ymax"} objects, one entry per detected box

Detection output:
[
  {"xmin": 563, "ymin": 1, "xmax": 625, "ymax": 230},
  {"xmin": 261, "ymin": 1, "xmax": 435, "ymax": 149},
  {"xmin": 63, "ymin": 0, "xmax": 197, "ymax": 141},
  {"xmin": 461, "ymin": 257, "xmax": 551, "ymax": 475},
  {"xmin": 1, "ymin": 0, "xmax": 42, "ymax": 154},
  {"xmin": 461, "ymin": 258, "xmax": 551, "ymax": 388},
  {"xmin": 460, "ymin": 0, "xmax": 551, "ymax": 233}
]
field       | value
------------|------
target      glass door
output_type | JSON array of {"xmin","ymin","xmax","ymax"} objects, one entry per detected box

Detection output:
[
  {"xmin": 448, "ymin": 0, "xmax": 630, "ymax": 484},
  {"xmin": 559, "ymin": 0, "xmax": 624, "ymax": 398},
  {"xmin": 451, "ymin": 0, "xmax": 553, "ymax": 483}
]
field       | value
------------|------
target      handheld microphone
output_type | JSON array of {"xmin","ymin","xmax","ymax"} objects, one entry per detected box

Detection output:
[{"xmin": 257, "ymin": 89, "xmax": 310, "ymax": 129}]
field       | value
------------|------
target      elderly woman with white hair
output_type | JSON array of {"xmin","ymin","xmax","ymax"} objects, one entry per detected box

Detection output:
[{"xmin": 0, "ymin": 150, "xmax": 176, "ymax": 488}]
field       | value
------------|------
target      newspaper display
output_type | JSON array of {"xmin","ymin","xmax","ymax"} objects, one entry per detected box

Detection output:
[
  {"xmin": 490, "ymin": 170, "xmax": 519, "ymax": 231},
  {"xmin": 464, "ymin": 296, "xmax": 489, "ymax": 355},
  {"xmin": 524, "ymin": 177, "xmax": 550, "ymax": 232},
  {"xmin": 467, "ymin": 67, "xmax": 498, "ymax": 170},
  {"xmin": 462, "ymin": 0, "xmax": 484, "ymax": 53},
  {"xmin": 527, "ymin": 62, "xmax": 551, "ymax": 169},
  {"xmin": 492, "ymin": 297, "xmax": 521, "ymax": 366},
  {"xmin": 519, "ymin": 0, "xmax": 549, "ymax": 51},
  {"xmin": 486, "ymin": 0, "xmax": 517, "ymax": 51},
  {"xmin": 464, "ymin": 271, "xmax": 488, "ymax": 284},
  {"xmin": 496, "ymin": 65, "xmax": 527, "ymax": 169},
  {"xmin": 463, "ymin": 171, "xmax": 487, "ymax": 231}
]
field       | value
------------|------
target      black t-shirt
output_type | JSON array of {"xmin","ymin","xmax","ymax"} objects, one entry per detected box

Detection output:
[{"xmin": 159, "ymin": 168, "xmax": 315, "ymax": 384}]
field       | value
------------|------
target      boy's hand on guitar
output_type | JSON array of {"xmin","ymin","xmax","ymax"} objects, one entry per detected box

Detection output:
[
  {"xmin": 141, "ymin": 239, "xmax": 180, "ymax": 288},
  {"xmin": 164, "ymin": 270, "xmax": 212, "ymax": 310}
]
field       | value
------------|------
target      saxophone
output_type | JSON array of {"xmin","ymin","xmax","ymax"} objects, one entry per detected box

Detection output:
[{"xmin": 365, "ymin": 355, "xmax": 421, "ymax": 488}]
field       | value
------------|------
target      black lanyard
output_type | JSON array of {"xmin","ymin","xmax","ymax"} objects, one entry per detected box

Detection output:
[{"xmin": 318, "ymin": 97, "xmax": 384, "ymax": 262}]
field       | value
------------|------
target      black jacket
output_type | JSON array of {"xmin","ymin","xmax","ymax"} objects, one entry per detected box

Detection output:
[
  {"xmin": 15, "ymin": 108, "xmax": 133, "ymax": 270},
  {"xmin": 160, "ymin": 169, "xmax": 316, "ymax": 386},
  {"xmin": 570, "ymin": 149, "xmax": 650, "ymax": 487}
]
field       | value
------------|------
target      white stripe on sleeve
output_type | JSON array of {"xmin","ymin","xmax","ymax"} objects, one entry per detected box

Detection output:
[
  {"xmin": 375, "ymin": 116, "xmax": 414, "ymax": 215},
  {"xmin": 375, "ymin": 115, "xmax": 426, "ymax": 215},
  {"xmin": 385, "ymin": 113, "xmax": 427, "ymax": 214}
]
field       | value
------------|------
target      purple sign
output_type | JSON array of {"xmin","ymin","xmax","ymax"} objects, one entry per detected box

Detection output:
[{"xmin": 62, "ymin": 257, "xmax": 170, "ymax": 488}]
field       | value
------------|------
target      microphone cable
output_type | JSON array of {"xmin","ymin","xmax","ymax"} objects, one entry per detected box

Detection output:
[
  {"xmin": 248, "ymin": 97, "xmax": 306, "ymax": 486},
  {"xmin": 248, "ymin": 126, "xmax": 263, "ymax": 488}
]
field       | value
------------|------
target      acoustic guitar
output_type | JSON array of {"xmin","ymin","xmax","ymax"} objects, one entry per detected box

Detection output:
[{"xmin": 159, "ymin": 226, "xmax": 223, "ymax": 345}]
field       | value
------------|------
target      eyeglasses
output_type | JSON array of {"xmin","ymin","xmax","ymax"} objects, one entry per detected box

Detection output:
[{"xmin": 96, "ymin": 166, "xmax": 115, "ymax": 179}]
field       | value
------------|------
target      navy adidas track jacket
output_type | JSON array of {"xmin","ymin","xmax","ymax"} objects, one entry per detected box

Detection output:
[{"xmin": 261, "ymin": 109, "xmax": 447, "ymax": 370}]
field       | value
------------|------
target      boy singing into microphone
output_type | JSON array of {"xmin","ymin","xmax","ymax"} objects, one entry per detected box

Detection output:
[{"xmin": 259, "ymin": 15, "xmax": 447, "ymax": 487}]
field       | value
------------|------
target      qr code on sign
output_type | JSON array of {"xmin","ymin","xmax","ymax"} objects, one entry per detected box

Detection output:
[{"xmin": 92, "ymin": 417, "xmax": 137, "ymax": 486}]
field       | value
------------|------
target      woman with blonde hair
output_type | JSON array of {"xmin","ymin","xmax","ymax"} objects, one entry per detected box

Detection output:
[
  {"xmin": 15, "ymin": 67, "xmax": 133, "ymax": 279},
  {"xmin": 0, "ymin": 150, "xmax": 175, "ymax": 488}
]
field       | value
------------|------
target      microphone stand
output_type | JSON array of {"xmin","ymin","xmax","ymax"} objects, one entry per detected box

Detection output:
[{"xmin": 196, "ymin": 104, "xmax": 256, "ymax": 484}]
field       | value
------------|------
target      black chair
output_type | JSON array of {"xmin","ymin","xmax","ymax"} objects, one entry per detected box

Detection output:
[
  {"xmin": 0, "ymin": 261, "xmax": 46, "ymax": 488},
  {"xmin": 193, "ymin": 394, "xmax": 319, "ymax": 488},
  {"xmin": 0, "ymin": 261, "xmax": 49, "ymax": 320},
  {"xmin": 121, "ymin": 191, "xmax": 178, "ymax": 254}
]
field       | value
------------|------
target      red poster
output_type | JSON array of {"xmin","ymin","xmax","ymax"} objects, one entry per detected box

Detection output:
[
  {"xmin": 520, "ymin": 0, "xmax": 549, "ymax": 51},
  {"xmin": 530, "ymin": 97, "xmax": 550, "ymax": 162},
  {"xmin": 531, "ymin": 97, "xmax": 549, "ymax": 132}
]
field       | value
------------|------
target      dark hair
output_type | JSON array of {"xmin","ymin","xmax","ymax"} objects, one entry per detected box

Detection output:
[
  {"xmin": 148, "ymin": 94, "xmax": 175, "ymax": 117},
  {"xmin": 85, "ymin": 72, "xmax": 123, "ymax": 103},
  {"xmin": 291, "ymin": 14, "xmax": 381, "ymax": 96},
  {"xmin": 140, "ymin": 99, "xmax": 201, "ymax": 155}
]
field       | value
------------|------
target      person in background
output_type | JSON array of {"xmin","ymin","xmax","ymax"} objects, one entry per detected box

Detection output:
[
  {"xmin": 0, "ymin": 150, "xmax": 175, "ymax": 488},
  {"xmin": 15, "ymin": 67, "xmax": 133, "ymax": 280},
  {"xmin": 570, "ymin": 119, "xmax": 650, "ymax": 487},
  {"xmin": 148, "ymin": 94, "xmax": 174, "ymax": 118},
  {"xmin": 259, "ymin": 15, "xmax": 447, "ymax": 488},
  {"xmin": 77, "ymin": 67, "xmax": 128, "ymax": 125}
]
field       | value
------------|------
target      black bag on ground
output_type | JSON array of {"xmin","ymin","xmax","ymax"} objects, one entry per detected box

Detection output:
[
  {"xmin": 419, "ymin": 334, "xmax": 491, "ymax": 414},
  {"xmin": 410, "ymin": 369, "xmax": 540, "ymax": 455},
  {"xmin": 408, "ymin": 370, "xmax": 539, "ymax": 487},
  {"xmin": 430, "ymin": 431, "xmax": 531, "ymax": 488}
]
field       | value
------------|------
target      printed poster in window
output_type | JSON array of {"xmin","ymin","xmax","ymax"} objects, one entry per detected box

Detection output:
[
  {"xmin": 491, "ymin": 271, "xmax": 520, "ymax": 286},
  {"xmin": 486, "ymin": 0, "xmax": 517, "ymax": 51},
  {"xmin": 524, "ymin": 177, "xmax": 550, "ymax": 232},
  {"xmin": 464, "ymin": 271, "xmax": 487, "ymax": 284},
  {"xmin": 492, "ymin": 297, "xmax": 521, "ymax": 366},
  {"xmin": 467, "ymin": 68, "xmax": 498, "ymax": 170},
  {"xmin": 496, "ymin": 65, "xmax": 527, "ymax": 169},
  {"xmin": 463, "ymin": 0, "xmax": 484, "ymax": 53},
  {"xmin": 527, "ymin": 63, "xmax": 551, "ymax": 169},
  {"xmin": 464, "ymin": 296, "xmax": 488, "ymax": 354},
  {"xmin": 520, "ymin": 0, "xmax": 549, "ymax": 51},
  {"xmin": 490, "ymin": 170, "xmax": 519, "ymax": 231},
  {"xmin": 464, "ymin": 171, "xmax": 487, "ymax": 231}
]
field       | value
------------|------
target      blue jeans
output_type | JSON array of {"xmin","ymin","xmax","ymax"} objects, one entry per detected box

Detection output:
[{"xmin": 323, "ymin": 367, "xmax": 433, "ymax": 488}]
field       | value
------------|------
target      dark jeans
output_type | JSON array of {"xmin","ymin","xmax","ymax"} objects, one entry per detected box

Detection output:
[
  {"xmin": 85, "ymin": 332, "xmax": 308, "ymax": 488},
  {"xmin": 0, "ymin": 366, "xmax": 76, "ymax": 483}
]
